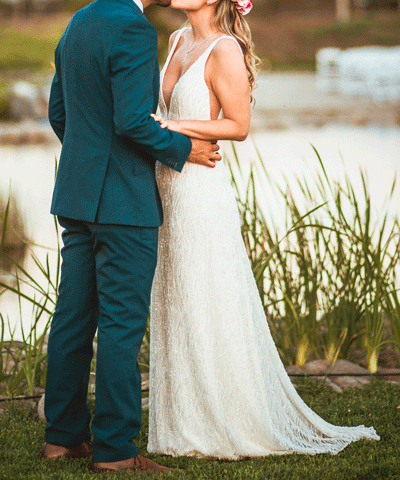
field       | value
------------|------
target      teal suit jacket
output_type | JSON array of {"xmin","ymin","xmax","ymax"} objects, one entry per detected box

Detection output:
[{"xmin": 49, "ymin": 0, "xmax": 192, "ymax": 226}]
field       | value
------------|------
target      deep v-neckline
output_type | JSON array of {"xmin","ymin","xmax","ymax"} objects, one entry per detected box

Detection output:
[
  {"xmin": 161, "ymin": 28, "xmax": 214, "ymax": 115},
  {"xmin": 160, "ymin": 30, "xmax": 242, "ymax": 116}
]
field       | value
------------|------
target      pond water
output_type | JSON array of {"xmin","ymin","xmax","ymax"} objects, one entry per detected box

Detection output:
[
  {"xmin": 227, "ymin": 123, "xmax": 400, "ymax": 229},
  {"xmin": 0, "ymin": 123, "xmax": 399, "ymax": 340}
]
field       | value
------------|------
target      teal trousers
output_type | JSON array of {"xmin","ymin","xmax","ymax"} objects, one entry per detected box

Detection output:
[{"xmin": 44, "ymin": 216, "xmax": 158, "ymax": 462}]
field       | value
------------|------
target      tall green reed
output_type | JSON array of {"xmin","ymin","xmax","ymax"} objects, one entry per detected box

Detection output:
[
  {"xmin": 1, "ymin": 147, "xmax": 399, "ymax": 397},
  {"xmin": 0, "ymin": 182, "xmax": 149, "ymax": 397},
  {"xmin": 0, "ymin": 190, "xmax": 60, "ymax": 396},
  {"xmin": 228, "ymin": 144, "xmax": 400, "ymax": 371}
]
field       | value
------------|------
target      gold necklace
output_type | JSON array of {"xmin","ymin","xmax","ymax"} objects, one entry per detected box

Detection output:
[{"xmin": 183, "ymin": 32, "xmax": 216, "ymax": 63}]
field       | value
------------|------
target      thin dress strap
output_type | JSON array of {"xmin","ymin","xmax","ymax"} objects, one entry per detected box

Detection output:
[
  {"xmin": 160, "ymin": 27, "xmax": 189, "ymax": 113},
  {"xmin": 203, "ymin": 35, "xmax": 244, "ymax": 59},
  {"xmin": 163, "ymin": 27, "xmax": 190, "ymax": 71}
]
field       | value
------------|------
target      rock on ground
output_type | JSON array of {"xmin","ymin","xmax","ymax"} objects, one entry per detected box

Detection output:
[
  {"xmin": 285, "ymin": 359, "xmax": 375, "ymax": 392},
  {"xmin": 8, "ymin": 81, "xmax": 47, "ymax": 121}
]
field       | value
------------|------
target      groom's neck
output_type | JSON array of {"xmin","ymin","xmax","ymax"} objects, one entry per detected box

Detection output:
[{"xmin": 142, "ymin": 0, "xmax": 171, "ymax": 8}]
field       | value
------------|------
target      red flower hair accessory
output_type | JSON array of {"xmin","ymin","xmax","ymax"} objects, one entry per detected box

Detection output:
[{"xmin": 232, "ymin": 0, "xmax": 252, "ymax": 15}]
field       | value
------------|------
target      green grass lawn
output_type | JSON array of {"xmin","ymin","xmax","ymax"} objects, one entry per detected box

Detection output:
[
  {"xmin": 0, "ymin": 379, "xmax": 399, "ymax": 479},
  {"xmin": 0, "ymin": 29, "xmax": 56, "ymax": 71},
  {"xmin": 1, "ymin": 10, "xmax": 400, "ymax": 75},
  {"xmin": 0, "ymin": 13, "xmax": 71, "ymax": 72},
  {"xmin": 0, "ymin": 13, "xmax": 72, "ymax": 118}
]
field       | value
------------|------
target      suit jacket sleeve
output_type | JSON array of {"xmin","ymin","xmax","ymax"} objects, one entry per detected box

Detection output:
[
  {"xmin": 110, "ymin": 17, "xmax": 192, "ymax": 172},
  {"xmin": 48, "ymin": 44, "xmax": 66, "ymax": 143}
]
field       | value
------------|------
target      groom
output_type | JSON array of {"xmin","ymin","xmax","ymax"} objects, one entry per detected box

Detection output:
[{"xmin": 41, "ymin": 0, "xmax": 220, "ymax": 474}]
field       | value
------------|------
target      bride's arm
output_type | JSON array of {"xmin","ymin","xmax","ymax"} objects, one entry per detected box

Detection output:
[{"xmin": 154, "ymin": 38, "xmax": 251, "ymax": 142}]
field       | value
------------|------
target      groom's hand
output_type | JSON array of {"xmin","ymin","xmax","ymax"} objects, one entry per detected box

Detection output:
[{"xmin": 187, "ymin": 139, "xmax": 221, "ymax": 168}]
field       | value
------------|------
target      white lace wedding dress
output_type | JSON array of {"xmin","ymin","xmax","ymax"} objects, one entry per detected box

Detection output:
[{"xmin": 147, "ymin": 28, "xmax": 379, "ymax": 459}]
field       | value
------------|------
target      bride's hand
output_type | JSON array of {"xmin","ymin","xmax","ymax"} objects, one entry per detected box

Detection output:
[{"xmin": 150, "ymin": 114, "xmax": 180, "ymax": 133}]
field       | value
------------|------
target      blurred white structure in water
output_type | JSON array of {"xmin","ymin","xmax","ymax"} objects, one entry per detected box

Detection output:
[
  {"xmin": 316, "ymin": 48, "xmax": 341, "ymax": 93},
  {"xmin": 316, "ymin": 46, "xmax": 400, "ymax": 102}
]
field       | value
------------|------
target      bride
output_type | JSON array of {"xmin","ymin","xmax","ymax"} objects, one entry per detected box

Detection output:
[{"xmin": 148, "ymin": 0, "xmax": 379, "ymax": 458}]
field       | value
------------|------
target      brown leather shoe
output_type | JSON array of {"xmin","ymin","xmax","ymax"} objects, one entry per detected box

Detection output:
[
  {"xmin": 41, "ymin": 441, "xmax": 92, "ymax": 459},
  {"xmin": 91, "ymin": 453, "xmax": 179, "ymax": 474}
]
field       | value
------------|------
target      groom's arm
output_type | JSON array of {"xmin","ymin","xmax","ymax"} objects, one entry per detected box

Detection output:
[
  {"xmin": 48, "ymin": 44, "xmax": 66, "ymax": 143},
  {"xmin": 111, "ymin": 17, "xmax": 191, "ymax": 172}
]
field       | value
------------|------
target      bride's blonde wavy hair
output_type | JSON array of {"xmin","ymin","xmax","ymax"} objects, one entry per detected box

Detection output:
[{"xmin": 214, "ymin": 0, "xmax": 259, "ymax": 102}]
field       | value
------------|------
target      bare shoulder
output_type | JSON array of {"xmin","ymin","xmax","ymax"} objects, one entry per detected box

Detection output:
[
  {"xmin": 208, "ymin": 36, "xmax": 245, "ymax": 73},
  {"xmin": 211, "ymin": 37, "xmax": 243, "ymax": 59}
]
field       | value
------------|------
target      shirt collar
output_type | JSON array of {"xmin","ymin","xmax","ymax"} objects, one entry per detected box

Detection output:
[{"xmin": 132, "ymin": 0, "xmax": 144, "ymax": 11}]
